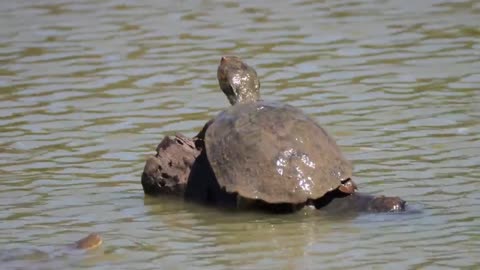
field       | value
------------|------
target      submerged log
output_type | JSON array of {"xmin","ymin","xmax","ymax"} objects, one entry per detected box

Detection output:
[{"xmin": 141, "ymin": 134, "xmax": 406, "ymax": 213}]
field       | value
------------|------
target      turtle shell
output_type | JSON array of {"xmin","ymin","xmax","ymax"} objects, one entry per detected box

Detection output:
[{"xmin": 205, "ymin": 101, "xmax": 352, "ymax": 204}]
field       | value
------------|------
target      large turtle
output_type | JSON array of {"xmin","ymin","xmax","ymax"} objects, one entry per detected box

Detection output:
[{"xmin": 185, "ymin": 56, "xmax": 361, "ymax": 212}]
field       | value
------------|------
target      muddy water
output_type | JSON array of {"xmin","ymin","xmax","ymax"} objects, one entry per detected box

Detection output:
[{"xmin": 1, "ymin": 0, "xmax": 479, "ymax": 269}]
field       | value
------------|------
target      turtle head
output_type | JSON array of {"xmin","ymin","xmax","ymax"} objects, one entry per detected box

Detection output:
[{"xmin": 217, "ymin": 56, "xmax": 260, "ymax": 105}]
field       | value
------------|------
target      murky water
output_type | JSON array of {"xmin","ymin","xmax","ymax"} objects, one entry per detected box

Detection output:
[{"xmin": 1, "ymin": 0, "xmax": 479, "ymax": 269}]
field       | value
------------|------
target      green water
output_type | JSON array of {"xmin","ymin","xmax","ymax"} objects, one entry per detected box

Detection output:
[{"xmin": 0, "ymin": 0, "xmax": 479, "ymax": 269}]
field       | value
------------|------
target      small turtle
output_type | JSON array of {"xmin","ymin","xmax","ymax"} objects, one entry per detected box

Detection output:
[
  {"xmin": 185, "ymin": 56, "xmax": 359, "ymax": 212},
  {"xmin": 71, "ymin": 233, "xmax": 103, "ymax": 250},
  {"xmin": 0, "ymin": 233, "xmax": 103, "ymax": 263}
]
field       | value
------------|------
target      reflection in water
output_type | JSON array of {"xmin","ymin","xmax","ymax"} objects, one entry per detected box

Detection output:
[{"xmin": 1, "ymin": 0, "xmax": 479, "ymax": 269}]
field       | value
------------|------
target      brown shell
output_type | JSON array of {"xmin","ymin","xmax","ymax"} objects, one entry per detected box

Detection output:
[
  {"xmin": 205, "ymin": 101, "xmax": 352, "ymax": 204},
  {"xmin": 71, "ymin": 233, "xmax": 103, "ymax": 250}
]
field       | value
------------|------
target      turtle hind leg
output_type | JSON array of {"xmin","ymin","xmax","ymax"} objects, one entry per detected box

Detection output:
[
  {"xmin": 313, "ymin": 179, "xmax": 356, "ymax": 209},
  {"xmin": 312, "ymin": 189, "xmax": 347, "ymax": 209},
  {"xmin": 338, "ymin": 178, "xmax": 358, "ymax": 194}
]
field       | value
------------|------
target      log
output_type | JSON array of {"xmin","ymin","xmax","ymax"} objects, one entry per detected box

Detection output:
[{"xmin": 141, "ymin": 134, "xmax": 200, "ymax": 196}]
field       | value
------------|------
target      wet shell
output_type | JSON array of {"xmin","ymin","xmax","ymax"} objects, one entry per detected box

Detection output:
[{"xmin": 205, "ymin": 101, "xmax": 352, "ymax": 204}]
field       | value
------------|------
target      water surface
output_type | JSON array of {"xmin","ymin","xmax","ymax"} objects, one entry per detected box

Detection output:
[{"xmin": 1, "ymin": 0, "xmax": 479, "ymax": 269}]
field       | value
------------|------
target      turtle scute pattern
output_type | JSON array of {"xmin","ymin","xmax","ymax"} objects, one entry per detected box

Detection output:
[{"xmin": 205, "ymin": 100, "xmax": 353, "ymax": 204}]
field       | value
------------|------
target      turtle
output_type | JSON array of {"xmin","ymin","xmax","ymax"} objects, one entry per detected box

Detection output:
[
  {"xmin": 0, "ymin": 233, "xmax": 103, "ymax": 263},
  {"xmin": 71, "ymin": 233, "xmax": 103, "ymax": 250},
  {"xmin": 184, "ymin": 56, "xmax": 359, "ymax": 212}
]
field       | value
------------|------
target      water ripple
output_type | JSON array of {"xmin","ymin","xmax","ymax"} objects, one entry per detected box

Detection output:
[{"xmin": 1, "ymin": 0, "xmax": 479, "ymax": 269}]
